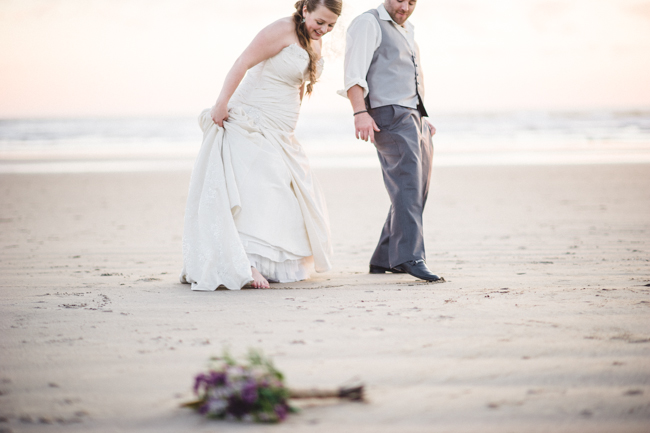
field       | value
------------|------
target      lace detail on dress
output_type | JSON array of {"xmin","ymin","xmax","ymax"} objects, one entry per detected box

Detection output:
[
  {"xmin": 285, "ymin": 43, "xmax": 325, "ymax": 69},
  {"xmin": 243, "ymin": 106, "xmax": 262, "ymax": 127},
  {"xmin": 285, "ymin": 43, "xmax": 309, "ymax": 61}
]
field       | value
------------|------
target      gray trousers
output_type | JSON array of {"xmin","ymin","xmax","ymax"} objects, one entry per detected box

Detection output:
[{"xmin": 368, "ymin": 105, "xmax": 433, "ymax": 269}]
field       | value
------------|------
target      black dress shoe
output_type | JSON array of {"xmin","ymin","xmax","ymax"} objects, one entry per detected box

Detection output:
[
  {"xmin": 395, "ymin": 260, "xmax": 445, "ymax": 282},
  {"xmin": 369, "ymin": 264, "xmax": 405, "ymax": 274}
]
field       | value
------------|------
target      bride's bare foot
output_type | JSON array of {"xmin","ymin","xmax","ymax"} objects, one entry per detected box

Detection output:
[{"xmin": 251, "ymin": 267, "xmax": 270, "ymax": 289}]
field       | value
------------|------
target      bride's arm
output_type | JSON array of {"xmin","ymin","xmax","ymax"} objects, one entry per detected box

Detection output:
[{"xmin": 211, "ymin": 19, "xmax": 295, "ymax": 126}]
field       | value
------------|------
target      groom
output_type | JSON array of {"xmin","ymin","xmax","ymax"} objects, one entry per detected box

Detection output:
[{"xmin": 342, "ymin": 0, "xmax": 444, "ymax": 282}]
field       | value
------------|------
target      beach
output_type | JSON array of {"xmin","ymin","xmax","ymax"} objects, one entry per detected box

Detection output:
[
  {"xmin": 1, "ymin": 0, "xmax": 649, "ymax": 429},
  {"xmin": 0, "ymin": 162, "xmax": 649, "ymax": 432}
]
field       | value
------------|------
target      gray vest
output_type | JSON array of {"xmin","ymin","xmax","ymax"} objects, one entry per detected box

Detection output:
[{"xmin": 365, "ymin": 9, "xmax": 427, "ymax": 117}]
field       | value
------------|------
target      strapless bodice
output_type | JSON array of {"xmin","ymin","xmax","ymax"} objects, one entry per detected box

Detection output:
[{"xmin": 229, "ymin": 43, "xmax": 324, "ymax": 133}]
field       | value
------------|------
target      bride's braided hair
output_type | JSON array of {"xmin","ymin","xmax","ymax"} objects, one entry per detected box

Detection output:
[{"xmin": 293, "ymin": 0, "xmax": 342, "ymax": 95}]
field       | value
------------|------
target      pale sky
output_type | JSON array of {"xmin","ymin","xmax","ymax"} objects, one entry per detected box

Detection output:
[{"xmin": 1, "ymin": 0, "xmax": 649, "ymax": 118}]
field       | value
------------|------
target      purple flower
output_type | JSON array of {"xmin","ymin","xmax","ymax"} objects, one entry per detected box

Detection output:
[
  {"xmin": 227, "ymin": 395, "xmax": 253, "ymax": 419},
  {"xmin": 194, "ymin": 371, "xmax": 228, "ymax": 394},
  {"xmin": 274, "ymin": 404, "xmax": 288, "ymax": 421},
  {"xmin": 198, "ymin": 403, "xmax": 209, "ymax": 415},
  {"xmin": 207, "ymin": 371, "xmax": 227, "ymax": 387},
  {"xmin": 193, "ymin": 373, "xmax": 207, "ymax": 394},
  {"xmin": 241, "ymin": 380, "xmax": 258, "ymax": 404}
]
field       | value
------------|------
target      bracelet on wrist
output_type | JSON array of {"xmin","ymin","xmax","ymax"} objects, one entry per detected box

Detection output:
[{"xmin": 353, "ymin": 110, "xmax": 368, "ymax": 116}]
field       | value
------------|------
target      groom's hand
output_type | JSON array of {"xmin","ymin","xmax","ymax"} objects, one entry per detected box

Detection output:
[
  {"xmin": 355, "ymin": 112, "xmax": 381, "ymax": 143},
  {"xmin": 424, "ymin": 119, "xmax": 436, "ymax": 136}
]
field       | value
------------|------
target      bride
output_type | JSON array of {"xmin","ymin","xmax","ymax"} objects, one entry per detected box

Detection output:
[{"xmin": 180, "ymin": 0, "xmax": 341, "ymax": 290}]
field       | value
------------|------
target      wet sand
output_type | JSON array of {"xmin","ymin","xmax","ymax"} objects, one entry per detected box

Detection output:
[{"xmin": 0, "ymin": 163, "xmax": 649, "ymax": 432}]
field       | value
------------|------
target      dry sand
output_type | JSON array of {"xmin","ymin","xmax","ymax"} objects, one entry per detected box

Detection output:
[{"xmin": 0, "ymin": 163, "xmax": 649, "ymax": 432}]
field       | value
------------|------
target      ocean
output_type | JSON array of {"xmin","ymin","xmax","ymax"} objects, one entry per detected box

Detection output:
[{"xmin": 1, "ymin": 110, "xmax": 649, "ymax": 173}]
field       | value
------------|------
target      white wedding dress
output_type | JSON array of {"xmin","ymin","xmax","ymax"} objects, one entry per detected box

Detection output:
[{"xmin": 180, "ymin": 43, "xmax": 333, "ymax": 291}]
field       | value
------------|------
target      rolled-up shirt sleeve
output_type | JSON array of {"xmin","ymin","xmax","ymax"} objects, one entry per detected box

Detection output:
[{"xmin": 337, "ymin": 13, "xmax": 381, "ymax": 99}]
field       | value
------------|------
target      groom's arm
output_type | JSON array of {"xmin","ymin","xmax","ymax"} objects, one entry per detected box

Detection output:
[
  {"xmin": 338, "ymin": 14, "xmax": 381, "ymax": 142},
  {"xmin": 348, "ymin": 85, "xmax": 380, "ymax": 143}
]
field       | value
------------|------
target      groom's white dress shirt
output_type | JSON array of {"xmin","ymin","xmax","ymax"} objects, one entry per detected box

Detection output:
[{"xmin": 338, "ymin": 4, "xmax": 420, "ymax": 99}]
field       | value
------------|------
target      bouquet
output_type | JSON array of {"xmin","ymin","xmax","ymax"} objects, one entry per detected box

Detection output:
[{"xmin": 183, "ymin": 350, "xmax": 364, "ymax": 423}]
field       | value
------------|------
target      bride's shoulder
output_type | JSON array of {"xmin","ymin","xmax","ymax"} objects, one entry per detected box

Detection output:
[
  {"xmin": 260, "ymin": 17, "xmax": 297, "ymax": 44},
  {"xmin": 274, "ymin": 16, "xmax": 296, "ymax": 29},
  {"xmin": 242, "ymin": 17, "xmax": 300, "ymax": 65}
]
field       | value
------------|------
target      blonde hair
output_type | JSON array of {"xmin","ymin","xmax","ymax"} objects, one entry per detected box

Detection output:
[{"xmin": 292, "ymin": 0, "xmax": 342, "ymax": 94}]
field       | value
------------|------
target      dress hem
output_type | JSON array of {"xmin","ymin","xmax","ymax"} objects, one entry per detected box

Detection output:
[{"xmin": 248, "ymin": 253, "xmax": 314, "ymax": 283}]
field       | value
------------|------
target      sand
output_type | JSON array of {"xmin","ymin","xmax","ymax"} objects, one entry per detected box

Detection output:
[{"xmin": 0, "ymin": 163, "xmax": 649, "ymax": 432}]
